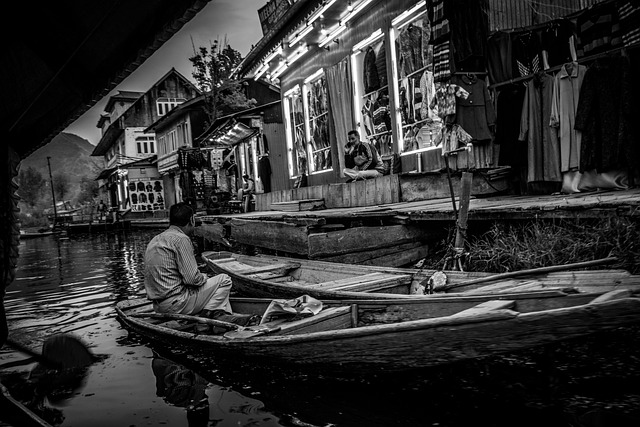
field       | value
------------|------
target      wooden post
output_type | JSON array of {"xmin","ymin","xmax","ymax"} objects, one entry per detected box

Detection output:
[{"xmin": 454, "ymin": 171, "xmax": 473, "ymax": 252}]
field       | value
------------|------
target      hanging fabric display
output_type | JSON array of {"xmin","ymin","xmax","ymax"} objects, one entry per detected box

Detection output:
[
  {"xmin": 448, "ymin": 0, "xmax": 489, "ymax": 72},
  {"xmin": 549, "ymin": 61, "xmax": 586, "ymax": 193},
  {"xmin": 519, "ymin": 72, "xmax": 562, "ymax": 190},
  {"xmin": 450, "ymin": 74, "xmax": 496, "ymax": 143},
  {"xmin": 129, "ymin": 180, "xmax": 164, "ymax": 211},
  {"xmin": 575, "ymin": 56, "xmax": 638, "ymax": 178}
]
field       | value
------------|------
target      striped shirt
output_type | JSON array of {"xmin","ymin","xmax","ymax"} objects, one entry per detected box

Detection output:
[{"xmin": 144, "ymin": 226, "xmax": 207, "ymax": 301}]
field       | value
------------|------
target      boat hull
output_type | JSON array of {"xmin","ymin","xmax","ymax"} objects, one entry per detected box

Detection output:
[{"xmin": 116, "ymin": 296, "xmax": 640, "ymax": 373}]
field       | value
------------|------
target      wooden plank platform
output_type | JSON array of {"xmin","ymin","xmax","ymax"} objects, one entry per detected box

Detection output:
[{"xmin": 197, "ymin": 188, "xmax": 640, "ymax": 266}]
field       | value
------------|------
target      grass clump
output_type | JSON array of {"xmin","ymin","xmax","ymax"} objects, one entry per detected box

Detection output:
[{"xmin": 424, "ymin": 218, "xmax": 640, "ymax": 274}]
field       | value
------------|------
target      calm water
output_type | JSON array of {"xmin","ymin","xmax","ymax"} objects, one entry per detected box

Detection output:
[{"xmin": 1, "ymin": 231, "xmax": 640, "ymax": 427}]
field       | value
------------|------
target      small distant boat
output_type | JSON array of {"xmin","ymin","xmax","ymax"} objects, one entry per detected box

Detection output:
[
  {"xmin": 202, "ymin": 251, "xmax": 640, "ymax": 300},
  {"xmin": 116, "ymin": 290, "xmax": 640, "ymax": 373},
  {"xmin": 19, "ymin": 229, "xmax": 54, "ymax": 239}
]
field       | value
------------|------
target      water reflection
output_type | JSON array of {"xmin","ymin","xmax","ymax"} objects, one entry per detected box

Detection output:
[
  {"xmin": 151, "ymin": 353, "xmax": 282, "ymax": 427},
  {"xmin": 2, "ymin": 232, "xmax": 640, "ymax": 427},
  {"xmin": 152, "ymin": 354, "xmax": 210, "ymax": 427}
]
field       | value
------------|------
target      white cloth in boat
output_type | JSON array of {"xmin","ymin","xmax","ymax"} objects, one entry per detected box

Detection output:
[{"xmin": 260, "ymin": 295, "xmax": 323, "ymax": 325}]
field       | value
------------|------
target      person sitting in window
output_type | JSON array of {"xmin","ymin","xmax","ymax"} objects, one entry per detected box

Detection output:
[{"xmin": 343, "ymin": 130, "xmax": 385, "ymax": 182}]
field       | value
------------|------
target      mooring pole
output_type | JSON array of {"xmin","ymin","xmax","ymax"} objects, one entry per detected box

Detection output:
[
  {"xmin": 454, "ymin": 171, "xmax": 473, "ymax": 251},
  {"xmin": 46, "ymin": 156, "xmax": 57, "ymax": 229}
]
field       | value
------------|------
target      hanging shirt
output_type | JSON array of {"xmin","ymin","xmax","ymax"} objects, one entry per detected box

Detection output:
[
  {"xmin": 451, "ymin": 74, "xmax": 496, "ymax": 142},
  {"xmin": 549, "ymin": 62, "xmax": 586, "ymax": 172}
]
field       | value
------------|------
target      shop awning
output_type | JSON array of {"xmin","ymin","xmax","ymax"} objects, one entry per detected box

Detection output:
[
  {"xmin": 95, "ymin": 167, "xmax": 117, "ymax": 181},
  {"xmin": 203, "ymin": 120, "xmax": 258, "ymax": 148}
]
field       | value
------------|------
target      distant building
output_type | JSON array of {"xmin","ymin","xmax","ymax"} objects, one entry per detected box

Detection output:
[{"xmin": 91, "ymin": 68, "xmax": 200, "ymax": 215}]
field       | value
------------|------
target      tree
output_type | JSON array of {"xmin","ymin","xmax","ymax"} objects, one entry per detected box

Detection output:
[
  {"xmin": 77, "ymin": 176, "xmax": 99, "ymax": 205},
  {"xmin": 17, "ymin": 167, "xmax": 45, "ymax": 207},
  {"xmin": 53, "ymin": 173, "xmax": 70, "ymax": 201},
  {"xmin": 189, "ymin": 40, "xmax": 256, "ymax": 128}
]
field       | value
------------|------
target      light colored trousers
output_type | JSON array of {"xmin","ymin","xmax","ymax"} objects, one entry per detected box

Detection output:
[
  {"xmin": 153, "ymin": 274, "xmax": 233, "ymax": 315},
  {"xmin": 343, "ymin": 168, "xmax": 382, "ymax": 180}
]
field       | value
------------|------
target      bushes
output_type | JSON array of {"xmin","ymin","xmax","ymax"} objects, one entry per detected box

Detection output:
[{"xmin": 424, "ymin": 218, "xmax": 640, "ymax": 274}]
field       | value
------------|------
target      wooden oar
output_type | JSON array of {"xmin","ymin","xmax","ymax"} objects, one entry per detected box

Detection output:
[
  {"xmin": 4, "ymin": 334, "xmax": 95, "ymax": 370},
  {"xmin": 436, "ymin": 257, "xmax": 619, "ymax": 292},
  {"xmin": 130, "ymin": 312, "xmax": 242, "ymax": 330}
]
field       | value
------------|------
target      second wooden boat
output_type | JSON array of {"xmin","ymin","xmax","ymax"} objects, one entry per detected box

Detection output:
[{"xmin": 202, "ymin": 251, "xmax": 640, "ymax": 300}]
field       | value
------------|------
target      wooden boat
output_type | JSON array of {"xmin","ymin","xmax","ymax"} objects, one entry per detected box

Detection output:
[
  {"xmin": 201, "ymin": 251, "xmax": 640, "ymax": 301},
  {"xmin": 19, "ymin": 229, "xmax": 54, "ymax": 239},
  {"xmin": 115, "ymin": 290, "xmax": 640, "ymax": 373},
  {"xmin": 1, "ymin": 380, "xmax": 52, "ymax": 427}
]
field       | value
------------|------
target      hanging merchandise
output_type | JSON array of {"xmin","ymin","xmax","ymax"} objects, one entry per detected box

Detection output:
[
  {"xmin": 439, "ymin": 123, "xmax": 472, "ymax": 156},
  {"xmin": 428, "ymin": 0, "xmax": 452, "ymax": 82},
  {"xmin": 540, "ymin": 19, "xmax": 577, "ymax": 69},
  {"xmin": 576, "ymin": 1, "xmax": 622, "ymax": 57},
  {"xmin": 363, "ymin": 45, "xmax": 381, "ymax": 94},
  {"xmin": 549, "ymin": 61, "xmax": 587, "ymax": 179},
  {"xmin": 398, "ymin": 18, "xmax": 430, "ymax": 77},
  {"xmin": 486, "ymin": 31, "xmax": 513, "ymax": 85},
  {"xmin": 450, "ymin": 74, "xmax": 496, "ymax": 143},
  {"xmin": 130, "ymin": 179, "xmax": 164, "ymax": 211},
  {"xmin": 575, "ymin": 55, "xmax": 639, "ymax": 177},
  {"xmin": 433, "ymin": 82, "xmax": 469, "ymax": 121},
  {"xmin": 448, "ymin": 0, "xmax": 489, "ymax": 72},
  {"xmin": 519, "ymin": 72, "xmax": 562, "ymax": 190},
  {"xmin": 512, "ymin": 30, "xmax": 542, "ymax": 77},
  {"xmin": 619, "ymin": 1, "xmax": 640, "ymax": 47}
]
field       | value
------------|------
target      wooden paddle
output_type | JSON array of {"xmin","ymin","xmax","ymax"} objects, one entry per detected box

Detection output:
[
  {"xmin": 4, "ymin": 334, "xmax": 95, "ymax": 370},
  {"xmin": 435, "ymin": 257, "xmax": 619, "ymax": 292}
]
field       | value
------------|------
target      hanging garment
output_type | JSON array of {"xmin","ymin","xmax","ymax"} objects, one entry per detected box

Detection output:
[
  {"xmin": 403, "ymin": 126, "xmax": 419, "ymax": 152},
  {"xmin": 433, "ymin": 41, "xmax": 451, "ymax": 82},
  {"xmin": 576, "ymin": 2, "xmax": 622, "ymax": 57},
  {"xmin": 361, "ymin": 97, "xmax": 375, "ymax": 137},
  {"xmin": 363, "ymin": 46, "xmax": 380, "ymax": 94},
  {"xmin": 448, "ymin": 0, "xmax": 489, "ymax": 72},
  {"xmin": 540, "ymin": 19, "xmax": 576, "ymax": 69},
  {"xmin": 619, "ymin": 1, "xmax": 640, "ymax": 47},
  {"xmin": 512, "ymin": 30, "xmax": 542, "ymax": 77},
  {"xmin": 575, "ymin": 56, "xmax": 638, "ymax": 175},
  {"xmin": 428, "ymin": 0, "xmax": 449, "ymax": 44},
  {"xmin": 487, "ymin": 31, "xmax": 513, "ymax": 85},
  {"xmin": 440, "ymin": 124, "xmax": 472, "ymax": 155},
  {"xmin": 398, "ymin": 19, "xmax": 430, "ymax": 76},
  {"xmin": 519, "ymin": 72, "xmax": 562, "ymax": 184},
  {"xmin": 374, "ymin": 41, "xmax": 388, "ymax": 88},
  {"xmin": 419, "ymin": 70, "xmax": 438, "ymax": 120},
  {"xmin": 433, "ymin": 82, "xmax": 469, "ymax": 120},
  {"xmin": 372, "ymin": 94, "xmax": 391, "ymax": 135},
  {"xmin": 451, "ymin": 74, "xmax": 496, "ymax": 142},
  {"xmin": 549, "ymin": 61, "xmax": 586, "ymax": 172}
]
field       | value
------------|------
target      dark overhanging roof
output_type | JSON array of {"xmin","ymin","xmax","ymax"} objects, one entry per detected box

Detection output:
[{"xmin": 3, "ymin": 0, "xmax": 211, "ymax": 160}]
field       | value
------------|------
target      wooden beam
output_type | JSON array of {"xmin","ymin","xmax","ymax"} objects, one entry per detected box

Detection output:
[
  {"xmin": 230, "ymin": 218, "xmax": 309, "ymax": 255},
  {"xmin": 308, "ymin": 224, "xmax": 433, "ymax": 258}
]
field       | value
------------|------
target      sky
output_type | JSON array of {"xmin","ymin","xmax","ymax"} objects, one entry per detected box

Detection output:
[{"xmin": 64, "ymin": 0, "xmax": 267, "ymax": 145}]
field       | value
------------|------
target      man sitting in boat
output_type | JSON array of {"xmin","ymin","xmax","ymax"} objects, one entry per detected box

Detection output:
[
  {"xmin": 144, "ymin": 202, "xmax": 255, "ymax": 326},
  {"xmin": 343, "ymin": 130, "xmax": 385, "ymax": 182}
]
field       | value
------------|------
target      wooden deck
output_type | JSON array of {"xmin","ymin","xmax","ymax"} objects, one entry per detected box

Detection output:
[
  {"xmin": 196, "ymin": 188, "xmax": 640, "ymax": 267},
  {"xmin": 209, "ymin": 188, "xmax": 640, "ymax": 222}
]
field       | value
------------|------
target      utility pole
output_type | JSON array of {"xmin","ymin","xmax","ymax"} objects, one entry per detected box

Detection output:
[{"xmin": 46, "ymin": 156, "xmax": 57, "ymax": 229}]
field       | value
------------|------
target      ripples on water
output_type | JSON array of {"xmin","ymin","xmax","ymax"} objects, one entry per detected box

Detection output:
[{"xmin": 1, "ymin": 231, "xmax": 640, "ymax": 427}]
